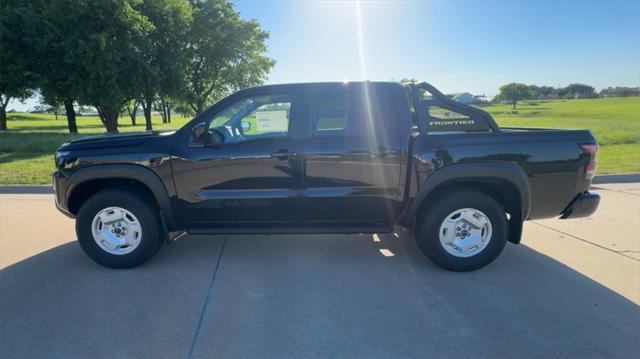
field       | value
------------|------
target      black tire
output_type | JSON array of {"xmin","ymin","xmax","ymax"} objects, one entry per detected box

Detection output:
[
  {"xmin": 75, "ymin": 188, "xmax": 164, "ymax": 268},
  {"xmin": 415, "ymin": 190, "xmax": 508, "ymax": 271}
]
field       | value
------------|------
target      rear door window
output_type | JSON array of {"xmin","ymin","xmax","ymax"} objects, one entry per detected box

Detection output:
[
  {"xmin": 311, "ymin": 85, "xmax": 392, "ymax": 138},
  {"xmin": 312, "ymin": 90, "xmax": 349, "ymax": 137}
]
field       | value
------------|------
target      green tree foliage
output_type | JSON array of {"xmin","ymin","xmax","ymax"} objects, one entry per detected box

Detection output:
[
  {"xmin": 527, "ymin": 85, "xmax": 540, "ymax": 99},
  {"xmin": 1, "ymin": 0, "xmax": 275, "ymax": 132},
  {"xmin": 183, "ymin": 0, "xmax": 275, "ymax": 114},
  {"xmin": 496, "ymin": 83, "xmax": 531, "ymax": 110},
  {"xmin": 397, "ymin": 78, "xmax": 418, "ymax": 84},
  {"xmin": 124, "ymin": 99, "xmax": 140, "ymax": 126},
  {"xmin": 559, "ymin": 83, "xmax": 597, "ymax": 99},
  {"xmin": 18, "ymin": 0, "xmax": 85, "ymax": 133},
  {"xmin": 135, "ymin": 0, "xmax": 192, "ymax": 130},
  {"xmin": 75, "ymin": 0, "xmax": 153, "ymax": 133},
  {"xmin": 40, "ymin": 95, "xmax": 64, "ymax": 122},
  {"xmin": 537, "ymin": 86, "xmax": 555, "ymax": 97},
  {"xmin": 0, "ymin": 1, "xmax": 35, "ymax": 130}
]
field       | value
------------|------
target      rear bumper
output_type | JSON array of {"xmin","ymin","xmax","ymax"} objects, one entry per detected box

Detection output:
[
  {"xmin": 53, "ymin": 171, "xmax": 74, "ymax": 218},
  {"xmin": 560, "ymin": 192, "xmax": 600, "ymax": 219}
]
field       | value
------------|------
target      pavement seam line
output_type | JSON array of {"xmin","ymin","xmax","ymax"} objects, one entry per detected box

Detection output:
[
  {"xmin": 531, "ymin": 221, "xmax": 639, "ymax": 262},
  {"xmin": 187, "ymin": 235, "xmax": 228, "ymax": 359},
  {"xmin": 591, "ymin": 186, "xmax": 640, "ymax": 197}
]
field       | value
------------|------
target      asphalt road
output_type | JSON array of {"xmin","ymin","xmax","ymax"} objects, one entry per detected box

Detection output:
[{"xmin": 1, "ymin": 182, "xmax": 639, "ymax": 358}]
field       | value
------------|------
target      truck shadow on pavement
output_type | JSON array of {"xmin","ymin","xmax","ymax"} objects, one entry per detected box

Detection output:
[{"xmin": 1, "ymin": 232, "xmax": 639, "ymax": 359}]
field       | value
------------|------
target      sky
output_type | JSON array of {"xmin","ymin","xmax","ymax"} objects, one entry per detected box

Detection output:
[{"xmin": 9, "ymin": 0, "xmax": 640, "ymax": 111}]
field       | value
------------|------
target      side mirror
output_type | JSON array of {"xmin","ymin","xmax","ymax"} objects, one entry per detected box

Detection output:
[
  {"xmin": 191, "ymin": 122, "xmax": 221, "ymax": 147},
  {"xmin": 193, "ymin": 122, "xmax": 208, "ymax": 139},
  {"xmin": 241, "ymin": 120, "xmax": 251, "ymax": 132}
]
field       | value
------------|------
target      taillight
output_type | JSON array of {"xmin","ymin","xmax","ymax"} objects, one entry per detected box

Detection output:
[{"xmin": 580, "ymin": 144, "xmax": 598, "ymax": 180}]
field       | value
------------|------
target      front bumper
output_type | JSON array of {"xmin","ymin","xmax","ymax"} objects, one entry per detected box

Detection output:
[
  {"xmin": 53, "ymin": 171, "xmax": 74, "ymax": 218},
  {"xmin": 560, "ymin": 192, "xmax": 600, "ymax": 219}
]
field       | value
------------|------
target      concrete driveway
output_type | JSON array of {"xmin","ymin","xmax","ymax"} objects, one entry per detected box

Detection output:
[{"xmin": 1, "ymin": 183, "xmax": 639, "ymax": 358}]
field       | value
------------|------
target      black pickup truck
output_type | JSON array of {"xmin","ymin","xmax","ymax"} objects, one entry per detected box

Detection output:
[{"xmin": 53, "ymin": 82, "xmax": 600, "ymax": 271}]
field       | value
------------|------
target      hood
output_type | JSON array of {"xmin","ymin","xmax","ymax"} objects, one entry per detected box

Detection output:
[{"xmin": 57, "ymin": 131, "xmax": 174, "ymax": 151}]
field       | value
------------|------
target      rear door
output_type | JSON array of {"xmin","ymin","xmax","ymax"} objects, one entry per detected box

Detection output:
[{"xmin": 300, "ymin": 83, "xmax": 411, "ymax": 225}]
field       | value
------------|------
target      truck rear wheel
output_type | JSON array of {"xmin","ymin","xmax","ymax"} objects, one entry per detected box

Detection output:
[
  {"xmin": 75, "ymin": 188, "xmax": 164, "ymax": 268},
  {"xmin": 416, "ymin": 190, "xmax": 508, "ymax": 271}
]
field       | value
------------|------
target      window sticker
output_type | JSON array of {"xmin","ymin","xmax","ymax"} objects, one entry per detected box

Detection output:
[{"xmin": 255, "ymin": 110, "xmax": 288, "ymax": 132}]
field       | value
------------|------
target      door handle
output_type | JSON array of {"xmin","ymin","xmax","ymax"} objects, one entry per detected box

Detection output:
[{"xmin": 270, "ymin": 149, "xmax": 291, "ymax": 160}]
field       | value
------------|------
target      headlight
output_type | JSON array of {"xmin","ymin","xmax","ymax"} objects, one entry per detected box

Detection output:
[{"xmin": 54, "ymin": 151, "xmax": 75, "ymax": 169}]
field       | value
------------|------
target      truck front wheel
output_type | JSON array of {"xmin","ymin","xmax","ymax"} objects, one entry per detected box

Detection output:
[
  {"xmin": 75, "ymin": 188, "xmax": 164, "ymax": 268},
  {"xmin": 416, "ymin": 190, "xmax": 508, "ymax": 271}
]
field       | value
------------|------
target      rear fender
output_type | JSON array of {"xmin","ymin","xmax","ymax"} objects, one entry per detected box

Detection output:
[{"xmin": 408, "ymin": 162, "xmax": 531, "ymax": 243}]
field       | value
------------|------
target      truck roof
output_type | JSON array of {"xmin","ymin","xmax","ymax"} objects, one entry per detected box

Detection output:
[{"xmin": 243, "ymin": 81, "xmax": 403, "ymax": 92}]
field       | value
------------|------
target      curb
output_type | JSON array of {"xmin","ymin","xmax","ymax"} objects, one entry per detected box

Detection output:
[
  {"xmin": 0, "ymin": 185, "xmax": 54, "ymax": 194},
  {"xmin": 1, "ymin": 173, "xmax": 638, "ymax": 194},
  {"xmin": 591, "ymin": 173, "xmax": 640, "ymax": 184}
]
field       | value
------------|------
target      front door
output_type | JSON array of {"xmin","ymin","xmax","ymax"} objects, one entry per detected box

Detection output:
[{"xmin": 171, "ymin": 90, "xmax": 308, "ymax": 226}]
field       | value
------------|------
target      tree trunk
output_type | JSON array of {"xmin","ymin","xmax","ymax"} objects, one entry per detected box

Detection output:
[
  {"xmin": 0, "ymin": 96, "xmax": 9, "ymax": 131},
  {"xmin": 167, "ymin": 101, "xmax": 171, "ymax": 124},
  {"xmin": 127, "ymin": 102, "xmax": 139, "ymax": 126},
  {"xmin": 64, "ymin": 100, "xmax": 78, "ymax": 134},
  {"xmin": 195, "ymin": 100, "xmax": 205, "ymax": 115},
  {"xmin": 142, "ymin": 99, "xmax": 153, "ymax": 131},
  {"xmin": 162, "ymin": 99, "xmax": 168, "ymax": 124},
  {"xmin": 158, "ymin": 99, "xmax": 168, "ymax": 124},
  {"xmin": 0, "ymin": 105, "xmax": 7, "ymax": 131},
  {"xmin": 54, "ymin": 112, "xmax": 59, "ymax": 121},
  {"xmin": 96, "ymin": 105, "xmax": 119, "ymax": 133},
  {"xmin": 141, "ymin": 93, "xmax": 154, "ymax": 131},
  {"xmin": 512, "ymin": 101, "xmax": 517, "ymax": 110}
]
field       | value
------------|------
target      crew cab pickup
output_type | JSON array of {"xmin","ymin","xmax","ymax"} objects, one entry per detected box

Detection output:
[{"xmin": 53, "ymin": 82, "xmax": 600, "ymax": 271}]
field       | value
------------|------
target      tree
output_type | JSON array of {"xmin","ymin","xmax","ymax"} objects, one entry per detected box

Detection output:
[
  {"xmin": 154, "ymin": 97, "xmax": 173, "ymax": 124},
  {"xmin": 497, "ymin": 83, "xmax": 531, "ymax": 110},
  {"xmin": 70, "ymin": 0, "xmax": 153, "ymax": 133},
  {"xmin": 174, "ymin": 102, "xmax": 195, "ymax": 118},
  {"xmin": 40, "ymin": 95, "xmax": 63, "ymax": 122},
  {"xmin": 538, "ymin": 86, "xmax": 555, "ymax": 98},
  {"xmin": 527, "ymin": 85, "xmax": 540, "ymax": 100},
  {"xmin": 0, "ymin": 1, "xmax": 35, "ymax": 130},
  {"xmin": 135, "ymin": 0, "xmax": 192, "ymax": 130},
  {"xmin": 183, "ymin": 0, "xmax": 275, "ymax": 114},
  {"xmin": 125, "ymin": 99, "xmax": 140, "ymax": 126},
  {"xmin": 6, "ymin": 0, "xmax": 84, "ymax": 133},
  {"xmin": 397, "ymin": 78, "xmax": 418, "ymax": 84},
  {"xmin": 560, "ymin": 84, "xmax": 596, "ymax": 99}
]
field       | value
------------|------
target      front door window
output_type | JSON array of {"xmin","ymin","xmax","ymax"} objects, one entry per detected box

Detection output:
[{"xmin": 209, "ymin": 95, "xmax": 292, "ymax": 144}]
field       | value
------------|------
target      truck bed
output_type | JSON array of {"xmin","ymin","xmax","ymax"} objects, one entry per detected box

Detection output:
[{"xmin": 410, "ymin": 128, "xmax": 595, "ymax": 219}]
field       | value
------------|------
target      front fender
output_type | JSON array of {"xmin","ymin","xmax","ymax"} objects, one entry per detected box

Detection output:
[{"xmin": 65, "ymin": 164, "xmax": 176, "ymax": 229}]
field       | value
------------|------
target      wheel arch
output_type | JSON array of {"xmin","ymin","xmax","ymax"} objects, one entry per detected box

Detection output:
[
  {"xmin": 65, "ymin": 164, "xmax": 176, "ymax": 230},
  {"xmin": 409, "ymin": 162, "xmax": 530, "ymax": 244}
]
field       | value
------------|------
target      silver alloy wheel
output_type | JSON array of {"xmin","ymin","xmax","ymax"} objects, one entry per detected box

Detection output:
[
  {"xmin": 91, "ymin": 207, "xmax": 142, "ymax": 255},
  {"xmin": 438, "ymin": 208, "xmax": 492, "ymax": 258}
]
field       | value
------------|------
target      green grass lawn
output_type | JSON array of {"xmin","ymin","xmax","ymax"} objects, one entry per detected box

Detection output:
[
  {"xmin": 483, "ymin": 97, "xmax": 640, "ymax": 174},
  {"xmin": 0, "ymin": 96, "xmax": 638, "ymax": 184},
  {"xmin": 0, "ymin": 113, "xmax": 191, "ymax": 184}
]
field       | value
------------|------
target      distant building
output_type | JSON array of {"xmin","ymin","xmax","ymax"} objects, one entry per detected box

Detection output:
[
  {"xmin": 447, "ymin": 92, "xmax": 474, "ymax": 105},
  {"xmin": 539, "ymin": 93, "xmax": 559, "ymax": 100},
  {"xmin": 472, "ymin": 95, "xmax": 489, "ymax": 104},
  {"xmin": 599, "ymin": 87, "xmax": 640, "ymax": 98}
]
